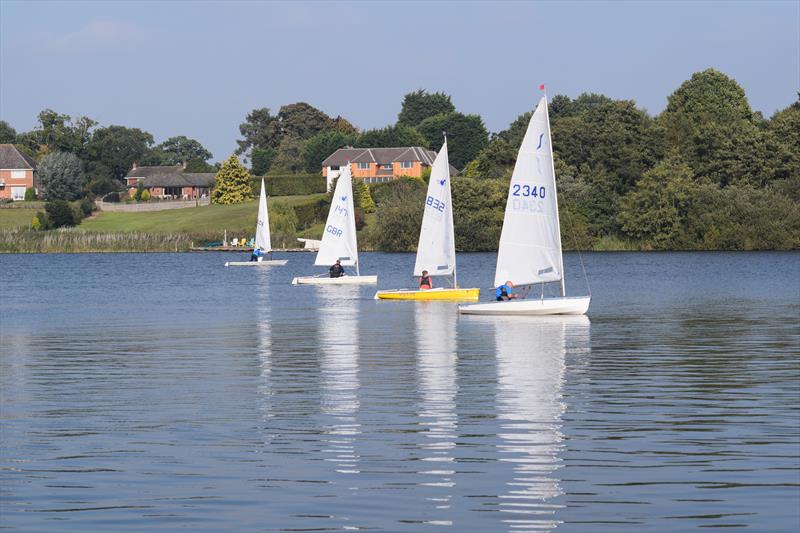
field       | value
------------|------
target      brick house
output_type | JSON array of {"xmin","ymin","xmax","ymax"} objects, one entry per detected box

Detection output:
[
  {"xmin": 321, "ymin": 147, "xmax": 457, "ymax": 190},
  {"xmin": 125, "ymin": 162, "xmax": 215, "ymax": 199},
  {"xmin": 0, "ymin": 144, "xmax": 37, "ymax": 201}
]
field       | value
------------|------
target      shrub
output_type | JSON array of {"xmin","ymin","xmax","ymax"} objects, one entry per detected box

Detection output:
[
  {"xmin": 44, "ymin": 200, "xmax": 75, "ymax": 228},
  {"xmin": 353, "ymin": 179, "xmax": 375, "ymax": 213},
  {"xmin": 269, "ymin": 201, "xmax": 299, "ymax": 248},
  {"xmin": 24, "ymin": 187, "xmax": 37, "ymax": 201},
  {"xmin": 293, "ymin": 198, "xmax": 330, "ymax": 228},
  {"xmin": 140, "ymin": 189, "xmax": 151, "ymax": 202},
  {"xmin": 31, "ymin": 212, "xmax": 46, "ymax": 230},
  {"xmin": 255, "ymin": 174, "xmax": 327, "ymax": 196},
  {"xmin": 80, "ymin": 196, "xmax": 96, "ymax": 217}
]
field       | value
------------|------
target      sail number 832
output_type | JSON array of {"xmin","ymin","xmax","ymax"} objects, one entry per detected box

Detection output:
[{"xmin": 512, "ymin": 184, "xmax": 546, "ymax": 198}]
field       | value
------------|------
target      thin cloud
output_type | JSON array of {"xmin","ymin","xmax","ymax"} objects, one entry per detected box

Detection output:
[{"xmin": 36, "ymin": 20, "xmax": 156, "ymax": 53}]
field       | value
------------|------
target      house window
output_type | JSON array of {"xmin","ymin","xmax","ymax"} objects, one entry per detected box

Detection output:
[
  {"xmin": 357, "ymin": 162, "xmax": 370, "ymax": 169},
  {"xmin": 329, "ymin": 165, "xmax": 340, "ymax": 171},
  {"xmin": 381, "ymin": 164, "xmax": 392, "ymax": 170},
  {"xmin": 11, "ymin": 187, "xmax": 25, "ymax": 200},
  {"xmin": 11, "ymin": 170, "xmax": 26, "ymax": 179},
  {"xmin": 400, "ymin": 161, "xmax": 413, "ymax": 169}
]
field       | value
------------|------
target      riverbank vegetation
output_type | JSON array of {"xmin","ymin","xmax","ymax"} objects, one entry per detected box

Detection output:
[{"xmin": 1, "ymin": 68, "xmax": 797, "ymax": 252}]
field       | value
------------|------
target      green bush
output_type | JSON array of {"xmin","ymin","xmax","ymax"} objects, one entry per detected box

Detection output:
[
  {"xmin": 80, "ymin": 196, "xmax": 96, "ymax": 217},
  {"xmin": 44, "ymin": 200, "xmax": 75, "ymax": 228},
  {"xmin": 254, "ymin": 174, "xmax": 326, "ymax": 196},
  {"xmin": 269, "ymin": 201, "xmax": 299, "ymax": 248},
  {"xmin": 24, "ymin": 187, "xmax": 37, "ymax": 201},
  {"xmin": 32, "ymin": 211, "xmax": 47, "ymax": 230},
  {"xmin": 293, "ymin": 198, "xmax": 330, "ymax": 228},
  {"xmin": 140, "ymin": 189, "xmax": 151, "ymax": 202}
]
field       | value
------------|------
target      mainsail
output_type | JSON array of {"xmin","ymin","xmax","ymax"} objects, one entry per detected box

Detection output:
[
  {"xmin": 494, "ymin": 96, "xmax": 564, "ymax": 289},
  {"xmin": 413, "ymin": 140, "xmax": 455, "ymax": 277},
  {"xmin": 315, "ymin": 164, "xmax": 359, "ymax": 267},
  {"xmin": 254, "ymin": 178, "xmax": 271, "ymax": 253}
]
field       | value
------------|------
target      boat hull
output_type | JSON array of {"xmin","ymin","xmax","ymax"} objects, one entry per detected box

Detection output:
[
  {"xmin": 374, "ymin": 287, "xmax": 480, "ymax": 301},
  {"xmin": 225, "ymin": 260, "xmax": 288, "ymax": 267},
  {"xmin": 459, "ymin": 296, "xmax": 590, "ymax": 315},
  {"xmin": 292, "ymin": 275, "xmax": 378, "ymax": 285}
]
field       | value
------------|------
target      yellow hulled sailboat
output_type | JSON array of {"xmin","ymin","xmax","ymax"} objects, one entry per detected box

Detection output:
[{"xmin": 375, "ymin": 138, "xmax": 479, "ymax": 301}]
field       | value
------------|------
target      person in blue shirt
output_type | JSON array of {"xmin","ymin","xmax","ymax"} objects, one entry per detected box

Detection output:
[
  {"xmin": 250, "ymin": 247, "xmax": 264, "ymax": 262},
  {"xmin": 496, "ymin": 281, "xmax": 517, "ymax": 301}
]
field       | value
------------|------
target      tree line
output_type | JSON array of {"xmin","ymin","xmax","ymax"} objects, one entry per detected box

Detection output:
[{"xmin": 2, "ymin": 67, "xmax": 797, "ymax": 249}]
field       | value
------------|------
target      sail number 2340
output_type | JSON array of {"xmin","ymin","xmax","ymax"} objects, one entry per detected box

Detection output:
[{"xmin": 512, "ymin": 184, "xmax": 546, "ymax": 198}]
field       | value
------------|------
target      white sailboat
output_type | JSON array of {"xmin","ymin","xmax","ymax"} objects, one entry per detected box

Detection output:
[
  {"xmin": 225, "ymin": 178, "xmax": 288, "ymax": 267},
  {"xmin": 292, "ymin": 164, "xmax": 377, "ymax": 285},
  {"xmin": 459, "ymin": 96, "xmax": 590, "ymax": 315},
  {"xmin": 375, "ymin": 139, "xmax": 479, "ymax": 300}
]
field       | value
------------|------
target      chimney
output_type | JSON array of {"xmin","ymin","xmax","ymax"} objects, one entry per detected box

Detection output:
[
  {"xmin": 181, "ymin": 161, "xmax": 187, "ymax": 170},
  {"xmin": 132, "ymin": 161, "xmax": 137, "ymax": 170}
]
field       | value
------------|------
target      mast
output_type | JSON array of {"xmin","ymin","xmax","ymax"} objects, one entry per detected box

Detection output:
[{"xmin": 543, "ymin": 95, "xmax": 566, "ymax": 297}]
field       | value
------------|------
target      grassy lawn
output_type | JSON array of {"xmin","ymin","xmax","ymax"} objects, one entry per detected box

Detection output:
[
  {"xmin": 81, "ymin": 194, "xmax": 325, "ymax": 234},
  {"xmin": 0, "ymin": 208, "xmax": 37, "ymax": 230}
]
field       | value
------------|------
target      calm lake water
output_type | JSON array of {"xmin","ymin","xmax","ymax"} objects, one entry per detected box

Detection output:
[{"xmin": 1, "ymin": 251, "xmax": 798, "ymax": 532}]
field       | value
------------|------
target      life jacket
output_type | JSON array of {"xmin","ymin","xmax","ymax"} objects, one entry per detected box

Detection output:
[{"xmin": 419, "ymin": 275, "xmax": 432, "ymax": 289}]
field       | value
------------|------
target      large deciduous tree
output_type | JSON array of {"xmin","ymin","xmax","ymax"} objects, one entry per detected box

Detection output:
[
  {"xmin": 38, "ymin": 151, "xmax": 87, "ymax": 201},
  {"xmin": 211, "ymin": 155, "xmax": 252, "ymax": 204},
  {"xmin": 302, "ymin": 131, "xmax": 357, "ymax": 173},
  {"xmin": 277, "ymin": 102, "xmax": 334, "ymax": 140},
  {"xmin": 0, "ymin": 120, "xmax": 17, "ymax": 143},
  {"xmin": 355, "ymin": 124, "xmax": 428, "ymax": 149},
  {"xmin": 417, "ymin": 112, "xmax": 488, "ymax": 169},
  {"xmin": 237, "ymin": 108, "xmax": 280, "ymax": 155},
  {"xmin": 84, "ymin": 125, "xmax": 154, "ymax": 180},
  {"xmin": 397, "ymin": 90, "xmax": 456, "ymax": 127},
  {"xmin": 145, "ymin": 136, "xmax": 213, "ymax": 166}
]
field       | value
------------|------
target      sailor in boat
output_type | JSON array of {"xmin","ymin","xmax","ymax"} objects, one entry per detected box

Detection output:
[
  {"xmin": 250, "ymin": 247, "xmax": 264, "ymax": 262},
  {"xmin": 419, "ymin": 270, "xmax": 433, "ymax": 290},
  {"xmin": 329, "ymin": 259, "xmax": 346, "ymax": 278},
  {"xmin": 495, "ymin": 281, "xmax": 518, "ymax": 301}
]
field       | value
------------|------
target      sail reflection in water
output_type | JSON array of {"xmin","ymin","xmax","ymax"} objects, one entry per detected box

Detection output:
[
  {"xmin": 492, "ymin": 315, "xmax": 590, "ymax": 531},
  {"xmin": 318, "ymin": 288, "xmax": 361, "ymax": 476},
  {"xmin": 415, "ymin": 302, "xmax": 458, "ymax": 525},
  {"xmin": 255, "ymin": 273, "xmax": 272, "ymax": 419}
]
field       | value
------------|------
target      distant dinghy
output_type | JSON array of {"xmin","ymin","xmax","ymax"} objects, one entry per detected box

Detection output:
[
  {"xmin": 459, "ymin": 96, "xmax": 590, "ymax": 315},
  {"xmin": 225, "ymin": 178, "xmax": 288, "ymax": 267},
  {"xmin": 292, "ymin": 164, "xmax": 376, "ymax": 285},
  {"xmin": 375, "ymin": 138, "xmax": 478, "ymax": 301}
]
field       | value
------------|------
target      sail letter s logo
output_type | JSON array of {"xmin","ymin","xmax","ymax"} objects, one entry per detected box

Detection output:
[{"xmin": 537, "ymin": 133, "xmax": 544, "ymax": 150}]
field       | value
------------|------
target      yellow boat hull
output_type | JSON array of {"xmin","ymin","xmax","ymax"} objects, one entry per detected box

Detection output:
[{"xmin": 374, "ymin": 287, "xmax": 480, "ymax": 301}]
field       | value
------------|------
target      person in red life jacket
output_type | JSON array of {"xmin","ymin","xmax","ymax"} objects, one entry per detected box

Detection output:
[{"xmin": 419, "ymin": 270, "xmax": 433, "ymax": 290}]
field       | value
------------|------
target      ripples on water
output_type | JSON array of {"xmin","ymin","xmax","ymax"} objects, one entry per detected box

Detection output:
[{"xmin": 0, "ymin": 252, "xmax": 798, "ymax": 531}]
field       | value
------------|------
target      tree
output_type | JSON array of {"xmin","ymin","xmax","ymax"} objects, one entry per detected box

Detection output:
[
  {"xmin": 277, "ymin": 102, "xmax": 334, "ymax": 140},
  {"xmin": 451, "ymin": 178, "xmax": 506, "ymax": 250},
  {"xmin": 145, "ymin": 136, "xmax": 213, "ymax": 165},
  {"xmin": 251, "ymin": 147, "xmax": 276, "ymax": 175},
  {"xmin": 272, "ymin": 135, "xmax": 306, "ymax": 173},
  {"xmin": 371, "ymin": 178, "xmax": 426, "ymax": 251},
  {"xmin": 44, "ymin": 200, "xmax": 76, "ymax": 228},
  {"xmin": 17, "ymin": 109, "xmax": 96, "ymax": 157},
  {"xmin": 417, "ymin": 112, "xmax": 489, "ymax": 169},
  {"xmin": 237, "ymin": 107, "xmax": 280, "ymax": 155},
  {"xmin": 462, "ymin": 138, "xmax": 517, "ymax": 179},
  {"xmin": 618, "ymin": 158, "xmax": 698, "ymax": 248},
  {"xmin": 0, "ymin": 120, "xmax": 16, "ymax": 143},
  {"xmin": 302, "ymin": 131, "xmax": 357, "ymax": 173},
  {"xmin": 353, "ymin": 178, "xmax": 375, "ymax": 213},
  {"xmin": 397, "ymin": 90, "xmax": 456, "ymax": 127},
  {"xmin": 211, "ymin": 155, "xmax": 252, "ymax": 204},
  {"xmin": 269, "ymin": 201, "xmax": 299, "ymax": 248},
  {"xmin": 84, "ymin": 125, "xmax": 154, "ymax": 180},
  {"xmin": 355, "ymin": 124, "xmax": 429, "ymax": 149},
  {"xmin": 37, "ymin": 152, "xmax": 86, "ymax": 200}
]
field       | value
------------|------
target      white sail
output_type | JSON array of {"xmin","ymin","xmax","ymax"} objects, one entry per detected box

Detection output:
[
  {"xmin": 494, "ymin": 96, "xmax": 564, "ymax": 288},
  {"xmin": 413, "ymin": 140, "xmax": 456, "ymax": 278},
  {"xmin": 315, "ymin": 165, "xmax": 359, "ymax": 267},
  {"xmin": 255, "ymin": 178, "xmax": 271, "ymax": 253}
]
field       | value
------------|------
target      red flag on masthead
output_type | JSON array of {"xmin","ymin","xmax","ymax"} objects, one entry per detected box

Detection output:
[{"xmin": 539, "ymin": 84, "xmax": 546, "ymax": 91}]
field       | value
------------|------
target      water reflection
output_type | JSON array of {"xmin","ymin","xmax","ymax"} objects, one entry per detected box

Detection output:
[
  {"xmin": 415, "ymin": 302, "xmax": 458, "ymax": 526},
  {"xmin": 317, "ymin": 288, "xmax": 361, "ymax": 477},
  {"xmin": 491, "ymin": 315, "xmax": 590, "ymax": 532},
  {"xmin": 255, "ymin": 272, "xmax": 272, "ymax": 419}
]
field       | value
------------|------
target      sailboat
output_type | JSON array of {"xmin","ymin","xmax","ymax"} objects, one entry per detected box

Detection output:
[
  {"xmin": 459, "ymin": 96, "xmax": 590, "ymax": 315},
  {"xmin": 225, "ymin": 178, "xmax": 288, "ymax": 267},
  {"xmin": 374, "ymin": 139, "xmax": 479, "ymax": 301},
  {"xmin": 291, "ymin": 164, "xmax": 377, "ymax": 285}
]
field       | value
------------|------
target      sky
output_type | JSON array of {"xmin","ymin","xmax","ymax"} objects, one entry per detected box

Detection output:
[{"xmin": 1, "ymin": 0, "xmax": 798, "ymax": 162}]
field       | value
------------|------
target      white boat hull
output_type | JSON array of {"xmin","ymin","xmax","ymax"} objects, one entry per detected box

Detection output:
[
  {"xmin": 292, "ymin": 275, "xmax": 378, "ymax": 285},
  {"xmin": 459, "ymin": 296, "xmax": 590, "ymax": 316},
  {"xmin": 225, "ymin": 260, "xmax": 288, "ymax": 267}
]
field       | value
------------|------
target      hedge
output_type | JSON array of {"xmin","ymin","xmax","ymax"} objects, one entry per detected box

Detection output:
[
  {"xmin": 293, "ymin": 198, "xmax": 330, "ymax": 228},
  {"xmin": 250, "ymin": 174, "xmax": 327, "ymax": 196}
]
